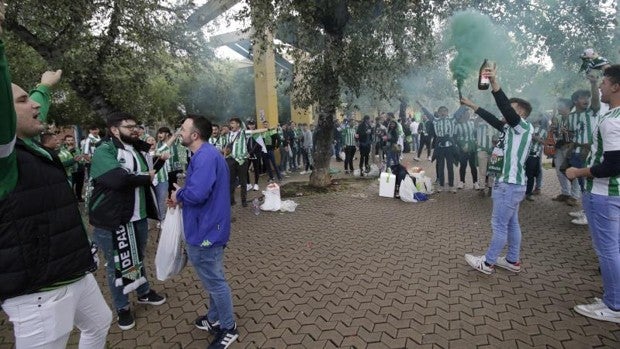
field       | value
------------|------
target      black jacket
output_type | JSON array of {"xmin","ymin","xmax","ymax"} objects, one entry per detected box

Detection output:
[
  {"xmin": 0, "ymin": 140, "xmax": 95, "ymax": 300},
  {"xmin": 88, "ymin": 137, "xmax": 159, "ymax": 231}
]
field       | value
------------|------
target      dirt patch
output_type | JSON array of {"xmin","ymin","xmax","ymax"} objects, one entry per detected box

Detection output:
[{"xmin": 280, "ymin": 177, "xmax": 376, "ymax": 198}]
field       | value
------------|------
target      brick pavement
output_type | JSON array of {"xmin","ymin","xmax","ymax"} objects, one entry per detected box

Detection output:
[{"xmin": 1, "ymin": 157, "xmax": 619, "ymax": 349}]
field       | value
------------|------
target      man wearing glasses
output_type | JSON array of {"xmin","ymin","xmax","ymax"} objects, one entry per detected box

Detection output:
[{"xmin": 89, "ymin": 112, "xmax": 166, "ymax": 331}]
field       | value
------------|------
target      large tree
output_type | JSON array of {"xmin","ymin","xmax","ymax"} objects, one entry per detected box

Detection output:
[{"xmin": 245, "ymin": 0, "xmax": 439, "ymax": 187}]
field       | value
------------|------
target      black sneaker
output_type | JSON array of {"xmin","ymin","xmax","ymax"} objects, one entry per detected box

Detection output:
[
  {"xmin": 208, "ymin": 324, "xmax": 239, "ymax": 349},
  {"xmin": 137, "ymin": 290, "xmax": 166, "ymax": 305},
  {"xmin": 195, "ymin": 315, "xmax": 221, "ymax": 334},
  {"xmin": 117, "ymin": 308, "xmax": 135, "ymax": 330}
]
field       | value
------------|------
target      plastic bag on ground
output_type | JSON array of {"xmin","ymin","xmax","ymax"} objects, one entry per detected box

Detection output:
[
  {"xmin": 412, "ymin": 171, "xmax": 433, "ymax": 194},
  {"xmin": 155, "ymin": 207, "xmax": 187, "ymax": 281},
  {"xmin": 353, "ymin": 169, "xmax": 361, "ymax": 177},
  {"xmin": 399, "ymin": 176, "xmax": 418, "ymax": 203},
  {"xmin": 368, "ymin": 164, "xmax": 380, "ymax": 177},
  {"xmin": 261, "ymin": 183, "xmax": 282, "ymax": 211},
  {"xmin": 280, "ymin": 200, "xmax": 298, "ymax": 212}
]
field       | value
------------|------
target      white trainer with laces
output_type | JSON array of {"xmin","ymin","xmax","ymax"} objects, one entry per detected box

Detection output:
[
  {"xmin": 253, "ymin": 184, "xmax": 259, "ymax": 191},
  {"xmin": 457, "ymin": 182, "xmax": 464, "ymax": 189},
  {"xmin": 572, "ymin": 216, "xmax": 588, "ymax": 225},
  {"xmin": 474, "ymin": 182, "xmax": 480, "ymax": 190},
  {"xmin": 574, "ymin": 298, "xmax": 620, "ymax": 323},
  {"xmin": 495, "ymin": 256, "xmax": 522, "ymax": 272},
  {"xmin": 568, "ymin": 210, "xmax": 585, "ymax": 218},
  {"xmin": 465, "ymin": 254, "xmax": 494, "ymax": 274}
]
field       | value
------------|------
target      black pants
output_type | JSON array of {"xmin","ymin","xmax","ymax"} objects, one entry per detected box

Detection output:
[
  {"xmin": 226, "ymin": 158, "xmax": 248, "ymax": 205},
  {"xmin": 435, "ymin": 147, "xmax": 454, "ymax": 187},
  {"xmin": 168, "ymin": 170, "xmax": 183, "ymax": 196},
  {"xmin": 525, "ymin": 155, "xmax": 541, "ymax": 195},
  {"xmin": 459, "ymin": 150, "xmax": 478, "ymax": 183},
  {"xmin": 71, "ymin": 170, "xmax": 85, "ymax": 200},
  {"xmin": 344, "ymin": 146, "xmax": 356, "ymax": 171},
  {"xmin": 418, "ymin": 135, "xmax": 431, "ymax": 158},
  {"xmin": 359, "ymin": 145, "xmax": 370, "ymax": 172},
  {"xmin": 247, "ymin": 157, "xmax": 261, "ymax": 185}
]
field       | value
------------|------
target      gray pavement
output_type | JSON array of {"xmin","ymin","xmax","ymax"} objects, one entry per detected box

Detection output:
[{"xmin": 1, "ymin": 156, "xmax": 619, "ymax": 348}]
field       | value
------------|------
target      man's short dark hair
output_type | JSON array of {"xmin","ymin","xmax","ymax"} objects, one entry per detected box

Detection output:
[
  {"xmin": 185, "ymin": 114, "xmax": 212, "ymax": 141},
  {"xmin": 106, "ymin": 112, "xmax": 135, "ymax": 128},
  {"xmin": 230, "ymin": 117, "xmax": 242, "ymax": 125},
  {"xmin": 557, "ymin": 98, "xmax": 573, "ymax": 110},
  {"xmin": 508, "ymin": 98, "xmax": 532, "ymax": 117},
  {"xmin": 247, "ymin": 120, "xmax": 256, "ymax": 126},
  {"xmin": 604, "ymin": 64, "xmax": 620, "ymax": 85},
  {"xmin": 212, "ymin": 124, "xmax": 220, "ymax": 129},
  {"xmin": 157, "ymin": 127, "xmax": 171, "ymax": 134},
  {"xmin": 88, "ymin": 125, "xmax": 99, "ymax": 131},
  {"xmin": 571, "ymin": 89, "xmax": 591, "ymax": 102},
  {"xmin": 63, "ymin": 134, "xmax": 74, "ymax": 140}
]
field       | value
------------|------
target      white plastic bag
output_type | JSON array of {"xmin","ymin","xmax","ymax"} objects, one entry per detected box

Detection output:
[
  {"xmin": 399, "ymin": 176, "xmax": 418, "ymax": 203},
  {"xmin": 368, "ymin": 164, "xmax": 380, "ymax": 177},
  {"xmin": 280, "ymin": 200, "xmax": 298, "ymax": 212},
  {"xmin": 261, "ymin": 183, "xmax": 282, "ymax": 211},
  {"xmin": 413, "ymin": 171, "xmax": 433, "ymax": 194},
  {"xmin": 155, "ymin": 207, "xmax": 187, "ymax": 281}
]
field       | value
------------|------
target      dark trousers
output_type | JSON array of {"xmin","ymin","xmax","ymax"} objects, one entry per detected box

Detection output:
[
  {"xmin": 262, "ymin": 150, "xmax": 282, "ymax": 180},
  {"xmin": 459, "ymin": 150, "xmax": 478, "ymax": 183},
  {"xmin": 418, "ymin": 135, "xmax": 432, "ymax": 158},
  {"xmin": 344, "ymin": 146, "xmax": 356, "ymax": 171},
  {"xmin": 247, "ymin": 157, "xmax": 261, "ymax": 185},
  {"xmin": 302, "ymin": 147, "xmax": 313, "ymax": 171},
  {"xmin": 72, "ymin": 170, "xmax": 85, "ymax": 200},
  {"xmin": 168, "ymin": 170, "xmax": 183, "ymax": 196},
  {"xmin": 359, "ymin": 145, "xmax": 370, "ymax": 172},
  {"xmin": 435, "ymin": 147, "xmax": 454, "ymax": 187},
  {"xmin": 226, "ymin": 158, "xmax": 248, "ymax": 204},
  {"xmin": 525, "ymin": 155, "xmax": 541, "ymax": 195}
]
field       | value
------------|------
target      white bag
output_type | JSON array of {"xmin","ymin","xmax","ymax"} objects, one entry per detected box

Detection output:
[
  {"xmin": 280, "ymin": 200, "xmax": 298, "ymax": 212},
  {"xmin": 261, "ymin": 183, "xmax": 282, "ymax": 211},
  {"xmin": 155, "ymin": 207, "xmax": 187, "ymax": 281},
  {"xmin": 368, "ymin": 164, "xmax": 380, "ymax": 177},
  {"xmin": 379, "ymin": 172, "xmax": 396, "ymax": 198},
  {"xmin": 399, "ymin": 176, "xmax": 418, "ymax": 203}
]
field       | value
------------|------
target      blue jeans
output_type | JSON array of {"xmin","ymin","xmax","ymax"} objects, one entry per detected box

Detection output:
[
  {"xmin": 262, "ymin": 150, "xmax": 282, "ymax": 180},
  {"xmin": 583, "ymin": 193, "xmax": 620, "ymax": 311},
  {"xmin": 187, "ymin": 245, "xmax": 236, "ymax": 329},
  {"xmin": 155, "ymin": 182, "xmax": 169, "ymax": 220},
  {"xmin": 93, "ymin": 219, "xmax": 151, "ymax": 311},
  {"xmin": 485, "ymin": 182, "xmax": 526, "ymax": 265}
]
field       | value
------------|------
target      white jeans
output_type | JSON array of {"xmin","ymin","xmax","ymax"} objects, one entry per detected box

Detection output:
[{"xmin": 2, "ymin": 273, "xmax": 112, "ymax": 349}]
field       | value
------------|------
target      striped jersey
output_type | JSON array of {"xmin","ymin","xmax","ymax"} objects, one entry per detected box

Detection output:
[
  {"xmin": 476, "ymin": 123, "xmax": 494, "ymax": 153},
  {"xmin": 571, "ymin": 108, "xmax": 597, "ymax": 145},
  {"xmin": 227, "ymin": 129, "xmax": 247, "ymax": 165},
  {"xmin": 496, "ymin": 119, "xmax": 533, "ymax": 185},
  {"xmin": 454, "ymin": 120, "xmax": 476, "ymax": 149},
  {"xmin": 155, "ymin": 142, "xmax": 171, "ymax": 183},
  {"xmin": 342, "ymin": 126, "xmax": 356, "ymax": 146},
  {"xmin": 586, "ymin": 106, "xmax": 620, "ymax": 196},
  {"xmin": 434, "ymin": 118, "xmax": 454, "ymax": 147},
  {"xmin": 528, "ymin": 127, "xmax": 547, "ymax": 155}
]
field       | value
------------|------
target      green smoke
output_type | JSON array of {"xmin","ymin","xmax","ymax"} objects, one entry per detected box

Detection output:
[{"xmin": 444, "ymin": 10, "xmax": 511, "ymax": 89}]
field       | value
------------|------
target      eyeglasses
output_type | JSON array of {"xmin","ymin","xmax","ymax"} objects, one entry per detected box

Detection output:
[{"xmin": 119, "ymin": 125, "xmax": 138, "ymax": 130}]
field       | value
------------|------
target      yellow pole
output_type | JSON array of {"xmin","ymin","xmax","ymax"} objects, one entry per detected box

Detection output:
[{"xmin": 253, "ymin": 30, "xmax": 279, "ymax": 126}]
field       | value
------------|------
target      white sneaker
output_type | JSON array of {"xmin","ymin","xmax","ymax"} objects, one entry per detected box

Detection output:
[
  {"xmin": 465, "ymin": 254, "xmax": 494, "ymax": 274},
  {"xmin": 413, "ymin": 157, "xmax": 420, "ymax": 162},
  {"xmin": 300, "ymin": 171, "xmax": 307, "ymax": 175},
  {"xmin": 253, "ymin": 184, "xmax": 259, "ymax": 191},
  {"xmin": 574, "ymin": 298, "xmax": 620, "ymax": 323},
  {"xmin": 246, "ymin": 184, "xmax": 253, "ymax": 191},
  {"xmin": 427, "ymin": 156, "xmax": 432, "ymax": 161},
  {"xmin": 474, "ymin": 183, "xmax": 481, "ymax": 190},
  {"xmin": 457, "ymin": 182, "xmax": 464, "ymax": 189},
  {"xmin": 450, "ymin": 186, "xmax": 457, "ymax": 193},
  {"xmin": 436, "ymin": 186, "xmax": 443, "ymax": 193},
  {"xmin": 568, "ymin": 210, "xmax": 585, "ymax": 218},
  {"xmin": 572, "ymin": 216, "xmax": 588, "ymax": 225},
  {"xmin": 495, "ymin": 256, "xmax": 522, "ymax": 273}
]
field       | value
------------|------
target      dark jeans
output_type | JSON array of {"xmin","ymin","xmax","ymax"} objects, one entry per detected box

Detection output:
[
  {"xmin": 344, "ymin": 146, "xmax": 356, "ymax": 171},
  {"xmin": 459, "ymin": 149, "xmax": 478, "ymax": 183},
  {"xmin": 262, "ymin": 149, "xmax": 282, "ymax": 180},
  {"xmin": 359, "ymin": 145, "xmax": 371, "ymax": 172},
  {"xmin": 302, "ymin": 147, "xmax": 313, "ymax": 171},
  {"xmin": 247, "ymin": 157, "xmax": 261, "ymax": 185},
  {"xmin": 435, "ymin": 146, "xmax": 454, "ymax": 187},
  {"xmin": 525, "ymin": 155, "xmax": 541, "ymax": 195},
  {"xmin": 418, "ymin": 135, "xmax": 432, "ymax": 158},
  {"xmin": 226, "ymin": 158, "xmax": 248, "ymax": 204},
  {"xmin": 72, "ymin": 170, "xmax": 85, "ymax": 200},
  {"xmin": 168, "ymin": 170, "xmax": 183, "ymax": 196}
]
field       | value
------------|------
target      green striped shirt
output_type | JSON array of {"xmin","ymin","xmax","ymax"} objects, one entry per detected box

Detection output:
[
  {"xmin": 572, "ymin": 108, "xmax": 597, "ymax": 145},
  {"xmin": 227, "ymin": 129, "xmax": 247, "ymax": 165},
  {"xmin": 476, "ymin": 123, "xmax": 493, "ymax": 153},
  {"xmin": 586, "ymin": 106, "xmax": 620, "ymax": 196},
  {"xmin": 455, "ymin": 120, "xmax": 476, "ymax": 150},
  {"xmin": 498, "ymin": 119, "xmax": 533, "ymax": 185},
  {"xmin": 434, "ymin": 118, "xmax": 454, "ymax": 147},
  {"xmin": 529, "ymin": 127, "xmax": 547, "ymax": 155},
  {"xmin": 342, "ymin": 127, "xmax": 356, "ymax": 146},
  {"xmin": 155, "ymin": 142, "xmax": 171, "ymax": 183}
]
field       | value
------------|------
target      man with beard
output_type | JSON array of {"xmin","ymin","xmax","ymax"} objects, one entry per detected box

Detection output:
[
  {"xmin": 89, "ymin": 112, "xmax": 166, "ymax": 330},
  {"xmin": 170, "ymin": 115, "xmax": 239, "ymax": 349}
]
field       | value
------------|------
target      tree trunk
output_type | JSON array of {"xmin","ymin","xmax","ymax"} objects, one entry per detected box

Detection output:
[{"xmin": 309, "ymin": 105, "xmax": 335, "ymax": 187}]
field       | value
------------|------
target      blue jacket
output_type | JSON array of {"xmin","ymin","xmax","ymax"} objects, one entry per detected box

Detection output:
[{"xmin": 176, "ymin": 143, "xmax": 231, "ymax": 247}]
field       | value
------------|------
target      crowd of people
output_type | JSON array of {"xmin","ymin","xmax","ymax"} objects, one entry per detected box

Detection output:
[{"xmin": 2, "ymin": 4, "xmax": 620, "ymax": 348}]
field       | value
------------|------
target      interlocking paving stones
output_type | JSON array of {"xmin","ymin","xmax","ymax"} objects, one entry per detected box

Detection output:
[{"xmin": 1, "ymin": 159, "xmax": 620, "ymax": 348}]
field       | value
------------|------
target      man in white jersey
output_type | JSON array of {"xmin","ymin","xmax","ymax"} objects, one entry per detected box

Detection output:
[
  {"xmin": 566, "ymin": 64, "xmax": 620, "ymax": 323},
  {"xmin": 460, "ymin": 65, "xmax": 533, "ymax": 275}
]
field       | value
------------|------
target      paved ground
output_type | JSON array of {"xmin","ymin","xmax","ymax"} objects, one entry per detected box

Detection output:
[{"xmin": 1, "ymin": 156, "xmax": 619, "ymax": 348}]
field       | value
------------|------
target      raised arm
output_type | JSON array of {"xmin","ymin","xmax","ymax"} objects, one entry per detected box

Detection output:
[
  {"xmin": 29, "ymin": 70, "xmax": 62, "ymax": 124},
  {"xmin": 460, "ymin": 97, "xmax": 504, "ymax": 132},
  {"xmin": 587, "ymin": 73, "xmax": 601, "ymax": 113},
  {"xmin": 0, "ymin": 38, "xmax": 17, "ymax": 200}
]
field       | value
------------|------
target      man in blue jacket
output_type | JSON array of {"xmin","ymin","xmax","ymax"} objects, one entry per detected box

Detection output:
[{"xmin": 171, "ymin": 115, "xmax": 238, "ymax": 349}]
